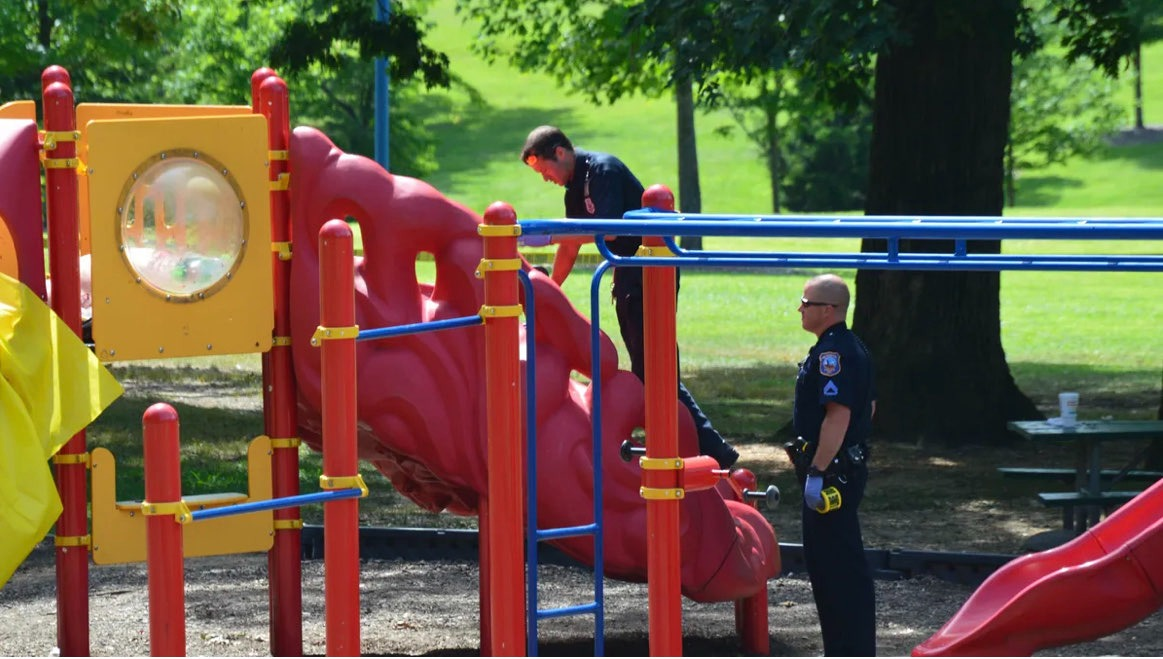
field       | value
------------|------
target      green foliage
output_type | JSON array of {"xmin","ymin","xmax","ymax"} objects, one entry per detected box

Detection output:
[
  {"xmin": 0, "ymin": 0, "xmax": 181, "ymax": 102},
  {"xmin": 781, "ymin": 98, "xmax": 872, "ymax": 213}
]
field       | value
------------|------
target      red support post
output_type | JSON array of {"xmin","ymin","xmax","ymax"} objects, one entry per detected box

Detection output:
[
  {"xmin": 318, "ymin": 219, "xmax": 360, "ymax": 656},
  {"xmin": 641, "ymin": 185, "xmax": 683, "ymax": 656},
  {"xmin": 254, "ymin": 70, "xmax": 304, "ymax": 657},
  {"xmin": 731, "ymin": 470, "xmax": 770, "ymax": 654},
  {"xmin": 42, "ymin": 65, "xmax": 90, "ymax": 658},
  {"xmin": 143, "ymin": 403, "xmax": 186, "ymax": 657},
  {"xmin": 480, "ymin": 202, "xmax": 525, "ymax": 656}
]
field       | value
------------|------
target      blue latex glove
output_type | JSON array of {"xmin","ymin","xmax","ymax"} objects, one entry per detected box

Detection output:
[
  {"xmin": 804, "ymin": 474, "xmax": 825, "ymax": 511},
  {"xmin": 518, "ymin": 234, "xmax": 553, "ymax": 248}
]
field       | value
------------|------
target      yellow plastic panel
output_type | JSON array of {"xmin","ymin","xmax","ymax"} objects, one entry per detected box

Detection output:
[
  {"xmin": 90, "ymin": 436, "xmax": 275, "ymax": 565},
  {"xmin": 76, "ymin": 104, "xmax": 252, "ymax": 255},
  {"xmin": 0, "ymin": 101, "xmax": 35, "ymax": 120},
  {"xmin": 86, "ymin": 114, "xmax": 273, "ymax": 361}
]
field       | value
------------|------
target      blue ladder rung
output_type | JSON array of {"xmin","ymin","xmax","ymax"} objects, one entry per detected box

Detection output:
[
  {"xmin": 536, "ymin": 601, "xmax": 600, "ymax": 621},
  {"xmin": 536, "ymin": 523, "xmax": 598, "ymax": 541}
]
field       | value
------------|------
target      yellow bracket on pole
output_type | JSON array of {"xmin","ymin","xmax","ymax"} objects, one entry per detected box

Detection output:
[
  {"xmin": 636, "ymin": 244, "xmax": 675, "ymax": 257},
  {"xmin": 477, "ymin": 224, "xmax": 522, "ymax": 237},
  {"xmin": 273, "ymin": 519, "xmax": 303, "ymax": 531},
  {"xmin": 268, "ymin": 149, "xmax": 289, "ymax": 161},
  {"xmin": 271, "ymin": 335, "xmax": 291, "ymax": 347},
  {"xmin": 54, "ymin": 534, "xmax": 91, "ymax": 548},
  {"xmin": 475, "ymin": 258, "xmax": 522, "ymax": 279},
  {"xmin": 639, "ymin": 456, "xmax": 684, "ymax": 470},
  {"xmin": 310, "ymin": 324, "xmax": 359, "ymax": 346},
  {"xmin": 319, "ymin": 474, "xmax": 369, "ymax": 498},
  {"xmin": 272, "ymin": 241, "xmax": 292, "ymax": 261},
  {"xmin": 270, "ymin": 172, "xmax": 290, "ymax": 191},
  {"xmin": 41, "ymin": 130, "xmax": 80, "ymax": 149},
  {"xmin": 478, "ymin": 304, "xmax": 522, "ymax": 319},
  {"xmin": 140, "ymin": 500, "xmax": 194, "ymax": 524},
  {"xmin": 43, "ymin": 157, "xmax": 81, "ymax": 170},
  {"xmin": 52, "ymin": 452, "xmax": 91, "ymax": 468},
  {"xmin": 269, "ymin": 437, "xmax": 301, "ymax": 449},
  {"xmin": 639, "ymin": 486, "xmax": 685, "ymax": 500}
]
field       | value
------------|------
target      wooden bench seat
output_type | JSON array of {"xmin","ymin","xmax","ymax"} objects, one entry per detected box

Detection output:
[{"xmin": 998, "ymin": 467, "xmax": 1163, "ymax": 482}]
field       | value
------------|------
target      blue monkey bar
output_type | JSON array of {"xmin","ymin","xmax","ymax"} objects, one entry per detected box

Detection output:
[{"xmin": 518, "ymin": 213, "xmax": 1163, "ymax": 272}]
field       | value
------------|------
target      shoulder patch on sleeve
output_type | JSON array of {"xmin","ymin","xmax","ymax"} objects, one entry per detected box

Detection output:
[{"xmin": 819, "ymin": 351, "xmax": 841, "ymax": 377}]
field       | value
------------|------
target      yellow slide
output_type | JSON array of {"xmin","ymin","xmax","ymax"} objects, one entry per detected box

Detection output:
[{"xmin": 0, "ymin": 272, "xmax": 122, "ymax": 587}]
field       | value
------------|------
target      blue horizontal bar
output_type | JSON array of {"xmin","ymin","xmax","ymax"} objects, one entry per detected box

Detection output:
[
  {"xmin": 536, "ymin": 602, "xmax": 599, "ymax": 621},
  {"xmin": 535, "ymin": 523, "xmax": 598, "ymax": 541},
  {"xmin": 358, "ymin": 314, "xmax": 482, "ymax": 342},
  {"xmin": 519, "ymin": 217, "xmax": 1163, "ymax": 240},
  {"xmin": 189, "ymin": 488, "xmax": 363, "ymax": 522}
]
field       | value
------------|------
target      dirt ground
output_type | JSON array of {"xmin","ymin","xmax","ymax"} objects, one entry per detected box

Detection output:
[
  {"xmin": 1, "ymin": 536, "xmax": 1161, "ymax": 657},
  {"xmin": 4, "ymin": 438, "xmax": 1163, "ymax": 657}
]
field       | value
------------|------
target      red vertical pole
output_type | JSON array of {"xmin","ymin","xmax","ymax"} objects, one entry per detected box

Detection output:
[
  {"xmin": 480, "ymin": 202, "xmax": 524, "ymax": 656},
  {"xmin": 732, "ymin": 470, "xmax": 770, "ymax": 654},
  {"xmin": 318, "ymin": 219, "xmax": 360, "ymax": 656},
  {"xmin": 42, "ymin": 65, "xmax": 89, "ymax": 658},
  {"xmin": 254, "ymin": 69, "xmax": 304, "ymax": 657},
  {"xmin": 143, "ymin": 403, "xmax": 186, "ymax": 657},
  {"xmin": 478, "ymin": 498, "xmax": 492, "ymax": 656},
  {"xmin": 641, "ymin": 185, "xmax": 683, "ymax": 656}
]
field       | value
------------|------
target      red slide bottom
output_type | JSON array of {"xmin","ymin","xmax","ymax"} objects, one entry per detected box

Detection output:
[{"xmin": 914, "ymin": 478, "xmax": 1163, "ymax": 656}]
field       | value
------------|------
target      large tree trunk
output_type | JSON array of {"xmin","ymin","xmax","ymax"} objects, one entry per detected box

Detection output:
[
  {"xmin": 852, "ymin": 0, "xmax": 1040, "ymax": 445},
  {"xmin": 676, "ymin": 77, "xmax": 703, "ymax": 249}
]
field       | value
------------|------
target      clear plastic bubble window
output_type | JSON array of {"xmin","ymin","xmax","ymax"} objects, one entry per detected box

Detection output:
[{"xmin": 118, "ymin": 152, "xmax": 247, "ymax": 300}]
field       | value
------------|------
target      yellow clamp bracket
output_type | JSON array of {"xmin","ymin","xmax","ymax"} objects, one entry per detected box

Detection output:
[
  {"xmin": 273, "ymin": 519, "xmax": 304, "ymax": 531},
  {"xmin": 52, "ymin": 452, "xmax": 91, "ymax": 468},
  {"xmin": 272, "ymin": 241, "xmax": 292, "ymax": 261},
  {"xmin": 271, "ymin": 335, "xmax": 292, "ymax": 347},
  {"xmin": 636, "ymin": 244, "xmax": 676, "ymax": 257},
  {"xmin": 477, "ymin": 224, "xmax": 522, "ymax": 237},
  {"xmin": 639, "ymin": 456, "xmax": 684, "ymax": 471},
  {"xmin": 640, "ymin": 486, "xmax": 685, "ymax": 500},
  {"xmin": 319, "ymin": 474, "xmax": 369, "ymax": 498},
  {"xmin": 270, "ymin": 172, "xmax": 290, "ymax": 191},
  {"xmin": 54, "ymin": 534, "xmax": 91, "ymax": 549},
  {"xmin": 310, "ymin": 324, "xmax": 359, "ymax": 346},
  {"xmin": 269, "ymin": 437, "xmax": 301, "ymax": 449},
  {"xmin": 478, "ymin": 304, "xmax": 523, "ymax": 319},
  {"xmin": 269, "ymin": 150, "xmax": 289, "ymax": 161},
  {"xmin": 41, "ymin": 130, "xmax": 80, "ymax": 150},
  {"xmin": 140, "ymin": 500, "xmax": 194, "ymax": 524},
  {"xmin": 43, "ymin": 157, "xmax": 81, "ymax": 170},
  {"xmin": 474, "ymin": 258, "xmax": 522, "ymax": 279}
]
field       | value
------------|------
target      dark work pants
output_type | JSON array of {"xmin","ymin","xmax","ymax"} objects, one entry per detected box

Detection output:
[
  {"xmin": 614, "ymin": 289, "xmax": 732, "ymax": 462},
  {"xmin": 801, "ymin": 463, "xmax": 876, "ymax": 656}
]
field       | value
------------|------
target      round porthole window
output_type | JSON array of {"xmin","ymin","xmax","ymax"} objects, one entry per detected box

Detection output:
[{"xmin": 117, "ymin": 151, "xmax": 247, "ymax": 301}]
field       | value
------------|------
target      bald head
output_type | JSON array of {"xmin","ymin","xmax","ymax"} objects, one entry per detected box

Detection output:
[{"xmin": 805, "ymin": 274, "xmax": 851, "ymax": 315}]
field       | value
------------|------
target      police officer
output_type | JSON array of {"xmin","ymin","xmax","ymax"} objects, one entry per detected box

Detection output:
[
  {"xmin": 792, "ymin": 273, "xmax": 876, "ymax": 656},
  {"xmin": 520, "ymin": 125, "xmax": 738, "ymax": 468}
]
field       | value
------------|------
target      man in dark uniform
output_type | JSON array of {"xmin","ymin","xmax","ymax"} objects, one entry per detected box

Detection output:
[
  {"xmin": 792, "ymin": 273, "xmax": 876, "ymax": 656},
  {"xmin": 520, "ymin": 125, "xmax": 738, "ymax": 469}
]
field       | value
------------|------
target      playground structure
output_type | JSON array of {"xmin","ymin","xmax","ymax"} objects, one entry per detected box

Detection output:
[
  {"xmin": 5, "ymin": 61, "xmax": 1163, "ymax": 657},
  {"xmin": 1, "ymin": 65, "xmax": 780, "ymax": 657}
]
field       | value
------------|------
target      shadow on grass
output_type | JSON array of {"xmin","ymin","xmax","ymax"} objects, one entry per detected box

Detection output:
[{"xmin": 1010, "ymin": 175, "xmax": 1085, "ymax": 208}]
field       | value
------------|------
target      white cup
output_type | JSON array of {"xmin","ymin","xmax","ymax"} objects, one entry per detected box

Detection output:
[{"xmin": 1058, "ymin": 392, "xmax": 1079, "ymax": 427}]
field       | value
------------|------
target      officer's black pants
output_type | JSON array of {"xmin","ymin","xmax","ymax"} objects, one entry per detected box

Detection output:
[
  {"xmin": 613, "ymin": 289, "xmax": 733, "ymax": 464},
  {"xmin": 802, "ymin": 463, "xmax": 876, "ymax": 656}
]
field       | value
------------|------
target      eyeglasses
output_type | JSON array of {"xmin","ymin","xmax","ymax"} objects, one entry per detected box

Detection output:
[{"xmin": 800, "ymin": 297, "xmax": 837, "ymax": 308}]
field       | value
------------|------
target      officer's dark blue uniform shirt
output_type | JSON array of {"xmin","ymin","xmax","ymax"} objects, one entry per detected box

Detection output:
[
  {"xmin": 793, "ymin": 321, "xmax": 875, "ymax": 447},
  {"xmin": 564, "ymin": 149, "xmax": 649, "ymax": 295}
]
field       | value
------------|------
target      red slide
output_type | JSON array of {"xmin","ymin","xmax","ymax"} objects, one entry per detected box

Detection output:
[
  {"xmin": 284, "ymin": 127, "xmax": 778, "ymax": 602},
  {"xmin": 913, "ymin": 477, "xmax": 1163, "ymax": 656}
]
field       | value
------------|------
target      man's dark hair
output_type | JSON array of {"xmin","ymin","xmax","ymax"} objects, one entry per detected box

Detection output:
[{"xmin": 521, "ymin": 126, "xmax": 573, "ymax": 163}]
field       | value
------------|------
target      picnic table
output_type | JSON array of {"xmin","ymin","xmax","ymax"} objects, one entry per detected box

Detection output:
[{"xmin": 1003, "ymin": 420, "xmax": 1163, "ymax": 532}]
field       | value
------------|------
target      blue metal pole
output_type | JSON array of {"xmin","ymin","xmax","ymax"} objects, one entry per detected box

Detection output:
[{"xmin": 374, "ymin": 0, "xmax": 391, "ymax": 170}]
